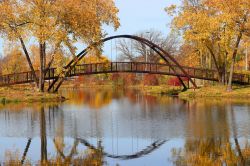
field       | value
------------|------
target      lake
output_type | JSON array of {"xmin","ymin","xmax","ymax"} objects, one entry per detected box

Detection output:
[{"xmin": 0, "ymin": 87, "xmax": 249, "ymax": 165}]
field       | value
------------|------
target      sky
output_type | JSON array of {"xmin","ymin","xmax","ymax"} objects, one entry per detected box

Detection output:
[
  {"xmin": 104, "ymin": 0, "xmax": 178, "ymax": 36},
  {"xmin": 0, "ymin": 0, "xmax": 180, "ymax": 57}
]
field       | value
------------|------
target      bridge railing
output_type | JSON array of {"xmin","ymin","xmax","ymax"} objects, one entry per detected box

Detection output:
[
  {"xmin": 0, "ymin": 62, "xmax": 250, "ymax": 86},
  {"xmin": 71, "ymin": 62, "xmax": 219, "ymax": 81},
  {"xmin": 231, "ymin": 72, "xmax": 250, "ymax": 84},
  {"xmin": 0, "ymin": 71, "xmax": 38, "ymax": 86},
  {"xmin": 0, "ymin": 68, "xmax": 57, "ymax": 86},
  {"xmin": 71, "ymin": 62, "xmax": 250, "ymax": 84}
]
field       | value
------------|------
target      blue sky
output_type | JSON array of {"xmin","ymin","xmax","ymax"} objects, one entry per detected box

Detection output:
[
  {"xmin": 104, "ymin": 0, "xmax": 179, "ymax": 36},
  {"xmin": 0, "ymin": 0, "xmax": 179, "ymax": 57}
]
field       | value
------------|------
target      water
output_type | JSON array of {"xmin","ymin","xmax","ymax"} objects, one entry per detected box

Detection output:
[{"xmin": 0, "ymin": 87, "xmax": 250, "ymax": 165}]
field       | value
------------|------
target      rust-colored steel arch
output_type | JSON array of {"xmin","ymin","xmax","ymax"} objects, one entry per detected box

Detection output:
[{"xmin": 48, "ymin": 35, "xmax": 197, "ymax": 92}]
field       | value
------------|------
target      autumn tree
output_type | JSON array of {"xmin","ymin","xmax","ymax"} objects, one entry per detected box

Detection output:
[
  {"xmin": 1, "ymin": 48, "xmax": 28, "ymax": 75},
  {"xmin": 176, "ymin": 43, "xmax": 202, "ymax": 67},
  {"xmin": 30, "ymin": 45, "xmax": 69, "ymax": 74},
  {"xmin": 80, "ymin": 54, "xmax": 110, "ymax": 64},
  {"xmin": 166, "ymin": 0, "xmax": 250, "ymax": 91},
  {"xmin": 0, "ymin": 0, "xmax": 119, "ymax": 92}
]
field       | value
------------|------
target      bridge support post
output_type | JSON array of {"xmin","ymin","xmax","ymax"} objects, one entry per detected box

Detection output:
[
  {"xmin": 26, "ymin": 72, "xmax": 29, "ymax": 82},
  {"xmin": 179, "ymin": 78, "xmax": 188, "ymax": 92}
]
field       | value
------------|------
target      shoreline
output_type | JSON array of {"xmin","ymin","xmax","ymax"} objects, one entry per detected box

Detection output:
[
  {"xmin": 0, "ymin": 85, "xmax": 66, "ymax": 105},
  {"xmin": 179, "ymin": 85, "xmax": 250, "ymax": 99},
  {"xmin": 1, "ymin": 83, "xmax": 250, "ymax": 105},
  {"xmin": 61, "ymin": 83, "xmax": 182, "ymax": 95},
  {"xmin": 63, "ymin": 83, "xmax": 250, "ymax": 99}
]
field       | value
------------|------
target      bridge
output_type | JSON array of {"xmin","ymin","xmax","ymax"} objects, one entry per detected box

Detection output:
[
  {"xmin": 0, "ymin": 62, "xmax": 249, "ymax": 89},
  {"xmin": 19, "ymin": 137, "xmax": 167, "ymax": 164},
  {"xmin": 0, "ymin": 35, "xmax": 249, "ymax": 92}
]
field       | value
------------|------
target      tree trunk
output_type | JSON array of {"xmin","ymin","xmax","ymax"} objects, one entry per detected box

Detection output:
[
  {"xmin": 219, "ymin": 63, "xmax": 227, "ymax": 85},
  {"xmin": 227, "ymin": 32, "xmax": 243, "ymax": 91},
  {"xmin": 39, "ymin": 43, "xmax": 45, "ymax": 92},
  {"xmin": 40, "ymin": 107, "xmax": 47, "ymax": 163},
  {"xmin": 19, "ymin": 37, "xmax": 39, "ymax": 87},
  {"xmin": 43, "ymin": 43, "xmax": 46, "ymax": 71},
  {"xmin": 206, "ymin": 45, "xmax": 223, "ymax": 83}
]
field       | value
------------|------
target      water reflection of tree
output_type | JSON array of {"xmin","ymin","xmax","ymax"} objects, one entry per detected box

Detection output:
[
  {"xmin": 173, "ymin": 102, "xmax": 250, "ymax": 166},
  {"xmin": 62, "ymin": 88, "xmax": 180, "ymax": 110},
  {"xmin": 50, "ymin": 139, "xmax": 104, "ymax": 165},
  {"xmin": 44, "ymin": 106, "xmax": 105, "ymax": 165},
  {"xmin": 64, "ymin": 88, "xmax": 115, "ymax": 109},
  {"xmin": 4, "ymin": 106, "xmax": 105, "ymax": 166},
  {"xmin": 3, "ymin": 104, "xmax": 169, "ymax": 165}
]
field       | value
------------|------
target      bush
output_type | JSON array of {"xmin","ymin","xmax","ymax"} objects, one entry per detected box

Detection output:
[{"xmin": 168, "ymin": 77, "xmax": 188, "ymax": 86}]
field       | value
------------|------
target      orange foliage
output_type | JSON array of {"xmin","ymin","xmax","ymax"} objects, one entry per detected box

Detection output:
[
  {"xmin": 143, "ymin": 74, "xmax": 159, "ymax": 86},
  {"xmin": 80, "ymin": 54, "xmax": 109, "ymax": 64},
  {"xmin": 124, "ymin": 74, "xmax": 137, "ymax": 85},
  {"xmin": 177, "ymin": 44, "xmax": 200, "ymax": 67},
  {"xmin": 111, "ymin": 73, "xmax": 137, "ymax": 86},
  {"xmin": 1, "ymin": 48, "xmax": 28, "ymax": 74}
]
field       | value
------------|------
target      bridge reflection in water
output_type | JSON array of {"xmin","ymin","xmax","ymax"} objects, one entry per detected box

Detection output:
[
  {"xmin": 0, "ymin": 89, "xmax": 250, "ymax": 165},
  {"xmin": 1, "ymin": 104, "xmax": 168, "ymax": 165}
]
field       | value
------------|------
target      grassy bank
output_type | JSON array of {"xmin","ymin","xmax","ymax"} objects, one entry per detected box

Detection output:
[
  {"xmin": 179, "ymin": 85, "xmax": 250, "ymax": 99},
  {"xmin": 0, "ymin": 85, "xmax": 66, "ymax": 104}
]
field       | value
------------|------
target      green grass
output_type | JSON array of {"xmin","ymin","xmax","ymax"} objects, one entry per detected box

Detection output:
[
  {"xmin": 0, "ymin": 85, "xmax": 66, "ymax": 105},
  {"xmin": 179, "ymin": 85, "xmax": 250, "ymax": 99}
]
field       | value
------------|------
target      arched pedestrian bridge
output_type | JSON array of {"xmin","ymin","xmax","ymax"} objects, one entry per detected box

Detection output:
[
  {"xmin": 1, "ymin": 62, "xmax": 249, "ymax": 91},
  {"xmin": 0, "ymin": 35, "xmax": 249, "ymax": 92}
]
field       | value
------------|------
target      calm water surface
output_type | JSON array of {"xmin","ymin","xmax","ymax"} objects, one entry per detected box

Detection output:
[{"xmin": 0, "ymin": 88, "xmax": 250, "ymax": 165}]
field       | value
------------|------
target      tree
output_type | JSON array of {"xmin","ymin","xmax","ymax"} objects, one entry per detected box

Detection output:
[
  {"xmin": 117, "ymin": 30, "xmax": 179, "ymax": 62},
  {"xmin": 0, "ymin": 0, "xmax": 119, "ymax": 92},
  {"xmin": 1, "ymin": 48, "xmax": 28, "ymax": 75},
  {"xmin": 176, "ymin": 43, "xmax": 201, "ymax": 67},
  {"xmin": 30, "ymin": 45, "xmax": 69, "ymax": 74},
  {"xmin": 166, "ymin": 0, "xmax": 250, "ymax": 90}
]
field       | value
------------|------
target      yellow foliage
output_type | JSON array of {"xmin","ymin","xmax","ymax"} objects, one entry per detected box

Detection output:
[
  {"xmin": 1, "ymin": 48, "xmax": 28, "ymax": 74},
  {"xmin": 81, "ymin": 54, "xmax": 109, "ymax": 64},
  {"xmin": 173, "ymin": 139, "xmax": 250, "ymax": 166},
  {"xmin": 166, "ymin": 0, "xmax": 250, "ymax": 70},
  {"xmin": 0, "ymin": 0, "xmax": 119, "ymax": 45},
  {"xmin": 0, "ymin": 0, "xmax": 120, "ymax": 74}
]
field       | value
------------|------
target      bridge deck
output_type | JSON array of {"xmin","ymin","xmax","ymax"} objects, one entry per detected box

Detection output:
[{"xmin": 0, "ymin": 62, "xmax": 249, "ymax": 87}]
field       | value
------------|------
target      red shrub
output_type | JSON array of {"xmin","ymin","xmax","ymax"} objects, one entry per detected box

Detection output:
[
  {"xmin": 111, "ymin": 73, "xmax": 120, "ymax": 82},
  {"xmin": 167, "ymin": 77, "xmax": 189, "ymax": 86},
  {"xmin": 124, "ymin": 74, "xmax": 137, "ymax": 85}
]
